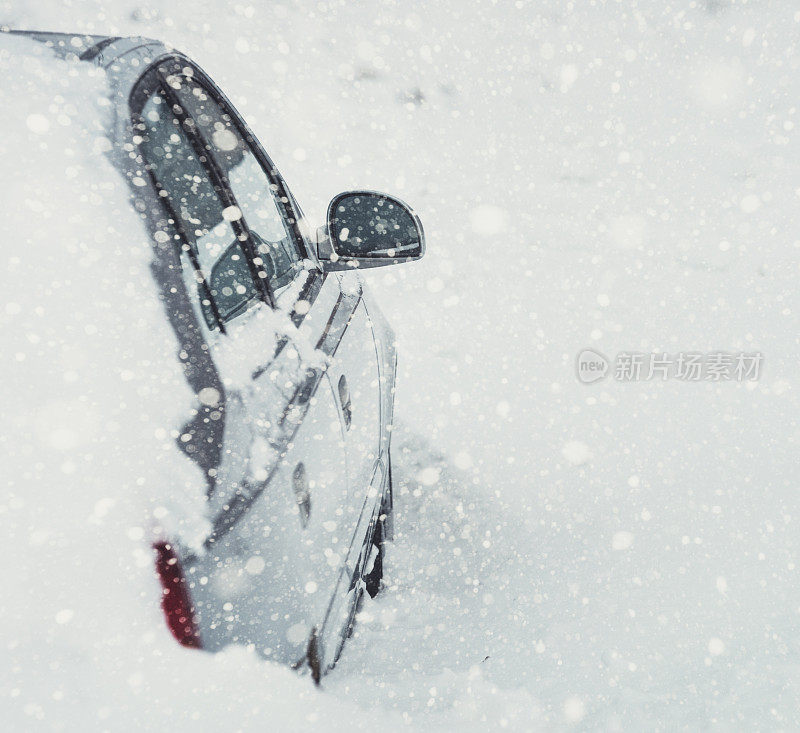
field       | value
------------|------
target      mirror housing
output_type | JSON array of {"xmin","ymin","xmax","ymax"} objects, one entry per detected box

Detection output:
[{"xmin": 316, "ymin": 190, "xmax": 425, "ymax": 270}]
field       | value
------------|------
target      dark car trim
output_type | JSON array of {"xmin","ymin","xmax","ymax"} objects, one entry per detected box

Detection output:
[{"xmin": 79, "ymin": 36, "xmax": 120, "ymax": 61}]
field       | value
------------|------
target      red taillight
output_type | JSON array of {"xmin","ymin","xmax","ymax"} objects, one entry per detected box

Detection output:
[{"xmin": 154, "ymin": 542, "xmax": 202, "ymax": 649}]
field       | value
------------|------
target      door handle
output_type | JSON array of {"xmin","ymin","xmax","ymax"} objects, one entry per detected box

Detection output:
[
  {"xmin": 337, "ymin": 375, "xmax": 352, "ymax": 430},
  {"xmin": 293, "ymin": 462, "xmax": 311, "ymax": 528}
]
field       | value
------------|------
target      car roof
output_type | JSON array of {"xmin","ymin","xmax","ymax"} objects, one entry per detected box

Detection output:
[
  {"xmin": 3, "ymin": 30, "xmax": 113, "ymax": 56},
  {"xmin": 2, "ymin": 29, "xmax": 175, "ymax": 92}
]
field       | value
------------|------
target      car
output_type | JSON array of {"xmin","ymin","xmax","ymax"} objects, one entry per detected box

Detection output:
[{"xmin": 9, "ymin": 29, "xmax": 424, "ymax": 682}]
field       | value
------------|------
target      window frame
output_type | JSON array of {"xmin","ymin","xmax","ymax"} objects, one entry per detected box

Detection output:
[{"xmin": 129, "ymin": 55, "xmax": 315, "ymax": 331}]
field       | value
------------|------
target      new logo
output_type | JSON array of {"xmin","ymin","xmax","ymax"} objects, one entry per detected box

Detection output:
[{"xmin": 576, "ymin": 349, "xmax": 609, "ymax": 384}]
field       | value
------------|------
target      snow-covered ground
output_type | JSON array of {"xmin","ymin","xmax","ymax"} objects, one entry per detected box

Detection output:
[{"xmin": 3, "ymin": 0, "xmax": 800, "ymax": 729}]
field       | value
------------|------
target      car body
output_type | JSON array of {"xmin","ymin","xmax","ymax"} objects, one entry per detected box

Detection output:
[{"xmin": 9, "ymin": 30, "xmax": 424, "ymax": 679}]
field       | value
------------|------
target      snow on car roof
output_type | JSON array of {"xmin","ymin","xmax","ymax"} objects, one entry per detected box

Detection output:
[{"xmin": 2, "ymin": 29, "xmax": 173, "ymax": 83}]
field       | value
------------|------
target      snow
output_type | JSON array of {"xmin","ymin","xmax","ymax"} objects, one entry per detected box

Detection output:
[
  {"xmin": 3, "ymin": 0, "xmax": 800, "ymax": 729},
  {"xmin": 0, "ymin": 34, "xmax": 373, "ymax": 732}
]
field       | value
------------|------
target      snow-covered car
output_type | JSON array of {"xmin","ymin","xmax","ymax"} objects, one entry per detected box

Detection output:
[{"xmin": 11, "ymin": 30, "xmax": 423, "ymax": 680}]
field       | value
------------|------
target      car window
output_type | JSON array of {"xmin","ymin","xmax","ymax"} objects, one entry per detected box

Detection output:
[
  {"xmin": 136, "ymin": 91, "xmax": 261, "ymax": 330},
  {"xmin": 167, "ymin": 74, "xmax": 304, "ymax": 297}
]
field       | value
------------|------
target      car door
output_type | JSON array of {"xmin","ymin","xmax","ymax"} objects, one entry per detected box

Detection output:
[
  {"xmin": 324, "ymin": 273, "xmax": 384, "ymax": 533},
  {"xmin": 132, "ymin": 60, "xmax": 367, "ymax": 661},
  {"xmin": 164, "ymin": 66, "xmax": 385, "ymax": 555}
]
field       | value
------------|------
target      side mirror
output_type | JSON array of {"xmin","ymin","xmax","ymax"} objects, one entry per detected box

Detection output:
[{"xmin": 316, "ymin": 191, "xmax": 425, "ymax": 270}]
